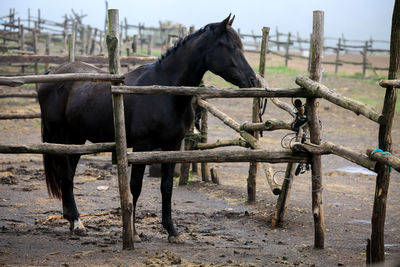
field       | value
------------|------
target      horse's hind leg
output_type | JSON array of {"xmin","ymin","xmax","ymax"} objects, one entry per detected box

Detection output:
[
  {"xmin": 161, "ymin": 163, "xmax": 183, "ymax": 243},
  {"xmin": 61, "ymin": 154, "xmax": 86, "ymax": 235},
  {"xmin": 42, "ymin": 123, "xmax": 85, "ymax": 235},
  {"xmin": 130, "ymin": 164, "xmax": 146, "ymax": 242}
]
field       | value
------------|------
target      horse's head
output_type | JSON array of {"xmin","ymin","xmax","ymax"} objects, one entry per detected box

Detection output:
[{"xmin": 203, "ymin": 15, "xmax": 259, "ymax": 88}]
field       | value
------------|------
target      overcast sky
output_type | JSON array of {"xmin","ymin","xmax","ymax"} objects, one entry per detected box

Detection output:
[{"xmin": 0, "ymin": 0, "xmax": 395, "ymax": 43}]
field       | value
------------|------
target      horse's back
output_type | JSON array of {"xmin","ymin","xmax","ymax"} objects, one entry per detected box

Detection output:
[{"xmin": 38, "ymin": 62, "xmax": 112, "ymax": 140}]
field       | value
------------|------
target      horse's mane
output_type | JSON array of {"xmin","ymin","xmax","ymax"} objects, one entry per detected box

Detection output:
[
  {"xmin": 157, "ymin": 23, "xmax": 243, "ymax": 64},
  {"xmin": 157, "ymin": 26, "xmax": 207, "ymax": 63}
]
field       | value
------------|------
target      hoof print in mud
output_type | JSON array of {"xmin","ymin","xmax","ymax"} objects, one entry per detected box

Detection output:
[{"xmin": 168, "ymin": 235, "xmax": 185, "ymax": 244}]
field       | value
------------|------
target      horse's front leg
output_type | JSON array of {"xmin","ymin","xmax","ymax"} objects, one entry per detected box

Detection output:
[
  {"xmin": 130, "ymin": 164, "xmax": 146, "ymax": 242},
  {"xmin": 161, "ymin": 163, "xmax": 183, "ymax": 243}
]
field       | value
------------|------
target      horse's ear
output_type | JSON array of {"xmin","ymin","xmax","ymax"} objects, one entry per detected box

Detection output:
[
  {"xmin": 228, "ymin": 15, "xmax": 235, "ymax": 27},
  {"xmin": 221, "ymin": 14, "xmax": 231, "ymax": 29}
]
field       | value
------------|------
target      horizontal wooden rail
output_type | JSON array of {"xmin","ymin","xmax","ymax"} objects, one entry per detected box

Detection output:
[
  {"xmin": 291, "ymin": 141, "xmax": 376, "ymax": 172},
  {"xmin": 111, "ymin": 85, "xmax": 316, "ymax": 98},
  {"xmin": 127, "ymin": 149, "xmax": 309, "ymax": 164},
  {"xmin": 367, "ymin": 149, "xmax": 400, "ymax": 173},
  {"xmin": 240, "ymin": 120, "xmax": 292, "ymax": 132},
  {"xmin": 0, "ymin": 142, "xmax": 116, "ymax": 154},
  {"xmin": 0, "ymin": 55, "xmax": 157, "ymax": 66},
  {"xmin": 0, "ymin": 113, "xmax": 41, "ymax": 120},
  {"xmin": 379, "ymin": 79, "xmax": 400, "ymax": 88},
  {"xmin": 194, "ymin": 139, "xmax": 250, "ymax": 150},
  {"xmin": 295, "ymin": 75, "xmax": 381, "ymax": 123},
  {"xmin": 0, "ymin": 92, "xmax": 37, "ymax": 98},
  {"xmin": 0, "ymin": 73, "xmax": 125, "ymax": 87}
]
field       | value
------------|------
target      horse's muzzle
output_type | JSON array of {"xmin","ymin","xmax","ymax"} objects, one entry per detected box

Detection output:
[{"xmin": 248, "ymin": 76, "xmax": 260, "ymax": 87}]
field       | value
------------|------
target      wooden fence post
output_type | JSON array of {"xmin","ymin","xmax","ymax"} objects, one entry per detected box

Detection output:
[
  {"xmin": 45, "ymin": 35, "xmax": 50, "ymax": 72},
  {"xmin": 37, "ymin": 9, "xmax": 41, "ymax": 33},
  {"xmin": 307, "ymin": 34, "xmax": 312, "ymax": 73},
  {"xmin": 86, "ymin": 26, "xmax": 92, "ymax": 55},
  {"xmin": 32, "ymin": 22, "xmax": 38, "ymax": 89},
  {"xmin": 81, "ymin": 26, "xmax": 86, "ymax": 55},
  {"xmin": 99, "ymin": 31, "xmax": 104, "ymax": 55},
  {"xmin": 307, "ymin": 10, "xmax": 325, "ymax": 249},
  {"xmin": 147, "ymin": 35, "xmax": 152, "ymax": 56},
  {"xmin": 19, "ymin": 24, "xmax": 24, "ymax": 73},
  {"xmin": 276, "ymin": 26, "xmax": 280, "ymax": 51},
  {"xmin": 179, "ymin": 125, "xmax": 194, "ymax": 185},
  {"xmin": 247, "ymin": 27, "xmax": 269, "ymax": 203},
  {"xmin": 132, "ymin": 34, "xmax": 137, "ymax": 54},
  {"xmin": 335, "ymin": 38, "xmax": 341, "ymax": 74},
  {"xmin": 285, "ymin": 32, "xmax": 291, "ymax": 67},
  {"xmin": 107, "ymin": 9, "xmax": 134, "ymax": 250},
  {"xmin": 68, "ymin": 33, "xmax": 75, "ymax": 62},
  {"xmin": 200, "ymin": 106, "xmax": 210, "ymax": 182},
  {"xmin": 297, "ymin": 32, "xmax": 303, "ymax": 53},
  {"xmin": 90, "ymin": 28, "xmax": 98, "ymax": 55},
  {"xmin": 362, "ymin": 41, "xmax": 368, "ymax": 78},
  {"xmin": 369, "ymin": 0, "xmax": 399, "ymax": 263}
]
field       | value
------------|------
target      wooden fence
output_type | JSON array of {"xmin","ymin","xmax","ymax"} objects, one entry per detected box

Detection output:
[
  {"xmin": 0, "ymin": 7, "xmax": 398, "ymax": 265},
  {"xmin": 0, "ymin": 6, "xmax": 390, "ymax": 78}
]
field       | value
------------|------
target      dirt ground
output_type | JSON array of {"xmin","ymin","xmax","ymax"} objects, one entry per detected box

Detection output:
[{"xmin": 0, "ymin": 53, "xmax": 400, "ymax": 266}]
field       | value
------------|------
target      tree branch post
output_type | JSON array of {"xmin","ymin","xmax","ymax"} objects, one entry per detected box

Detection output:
[
  {"xmin": 107, "ymin": 9, "xmax": 134, "ymax": 250},
  {"xmin": 307, "ymin": 10, "xmax": 325, "ymax": 249},
  {"xmin": 370, "ymin": 0, "xmax": 399, "ymax": 263},
  {"xmin": 248, "ymin": 27, "xmax": 269, "ymax": 203}
]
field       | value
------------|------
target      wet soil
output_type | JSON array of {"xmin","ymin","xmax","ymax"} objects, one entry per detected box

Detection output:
[{"xmin": 0, "ymin": 55, "xmax": 400, "ymax": 266}]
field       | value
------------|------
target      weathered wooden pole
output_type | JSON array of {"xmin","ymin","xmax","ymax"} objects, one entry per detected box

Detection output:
[
  {"xmin": 285, "ymin": 32, "xmax": 291, "ymax": 67},
  {"xmin": 90, "ymin": 28, "xmax": 98, "ymax": 55},
  {"xmin": 68, "ymin": 33, "xmax": 75, "ymax": 62},
  {"xmin": 362, "ymin": 41, "xmax": 368, "ymax": 78},
  {"xmin": 19, "ymin": 24, "xmax": 24, "ymax": 73},
  {"xmin": 307, "ymin": 10, "xmax": 325, "ymax": 249},
  {"xmin": 99, "ymin": 31, "xmax": 104, "ymax": 55},
  {"xmin": 45, "ymin": 35, "xmax": 50, "ymax": 72},
  {"xmin": 369, "ymin": 0, "xmax": 399, "ymax": 263},
  {"xmin": 81, "ymin": 26, "xmax": 86, "ymax": 55},
  {"xmin": 37, "ymin": 9, "xmax": 41, "ymax": 33},
  {"xmin": 132, "ymin": 34, "xmax": 137, "ymax": 54},
  {"xmin": 86, "ymin": 26, "xmax": 92, "ymax": 55},
  {"xmin": 107, "ymin": 9, "xmax": 134, "ymax": 250},
  {"xmin": 200, "ymin": 105, "xmax": 210, "ymax": 182},
  {"xmin": 276, "ymin": 26, "xmax": 280, "ymax": 51},
  {"xmin": 335, "ymin": 38, "xmax": 341, "ymax": 74},
  {"xmin": 307, "ymin": 34, "xmax": 312, "ymax": 73},
  {"xmin": 179, "ymin": 124, "xmax": 195, "ymax": 185},
  {"xmin": 147, "ymin": 35, "xmax": 152, "ymax": 56},
  {"xmin": 272, "ymin": 128, "xmax": 303, "ymax": 227},
  {"xmin": 33, "ymin": 22, "xmax": 38, "ymax": 90},
  {"xmin": 297, "ymin": 32, "xmax": 303, "ymax": 53},
  {"xmin": 247, "ymin": 27, "xmax": 269, "ymax": 203}
]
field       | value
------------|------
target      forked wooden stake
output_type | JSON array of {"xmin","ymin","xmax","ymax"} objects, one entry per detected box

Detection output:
[{"xmin": 107, "ymin": 9, "xmax": 134, "ymax": 250}]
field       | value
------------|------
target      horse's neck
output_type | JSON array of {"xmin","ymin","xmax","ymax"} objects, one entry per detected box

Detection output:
[{"xmin": 159, "ymin": 42, "xmax": 207, "ymax": 87}]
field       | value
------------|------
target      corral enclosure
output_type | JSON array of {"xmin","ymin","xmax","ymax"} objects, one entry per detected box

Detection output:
[{"xmin": 0, "ymin": 4, "xmax": 399, "ymax": 267}]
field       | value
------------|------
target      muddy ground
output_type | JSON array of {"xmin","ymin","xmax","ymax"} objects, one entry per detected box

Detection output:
[{"xmin": 0, "ymin": 54, "xmax": 400, "ymax": 266}]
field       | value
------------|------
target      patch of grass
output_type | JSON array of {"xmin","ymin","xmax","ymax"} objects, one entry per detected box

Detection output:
[
  {"xmin": 21, "ymin": 83, "xmax": 36, "ymax": 88},
  {"xmin": 135, "ymin": 49, "xmax": 162, "ymax": 57},
  {"xmin": 203, "ymin": 71, "xmax": 236, "ymax": 88},
  {"xmin": 266, "ymin": 66, "xmax": 303, "ymax": 75}
]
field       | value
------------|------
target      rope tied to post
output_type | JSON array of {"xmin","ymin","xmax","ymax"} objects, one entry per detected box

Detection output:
[{"xmin": 371, "ymin": 147, "xmax": 392, "ymax": 173}]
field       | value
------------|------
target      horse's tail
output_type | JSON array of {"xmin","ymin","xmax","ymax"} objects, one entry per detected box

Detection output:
[{"xmin": 41, "ymin": 122, "xmax": 62, "ymax": 199}]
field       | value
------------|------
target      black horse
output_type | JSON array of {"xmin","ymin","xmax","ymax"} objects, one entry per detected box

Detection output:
[{"xmin": 38, "ymin": 15, "xmax": 258, "ymax": 243}]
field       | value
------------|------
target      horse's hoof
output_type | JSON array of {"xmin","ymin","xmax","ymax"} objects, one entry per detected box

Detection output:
[
  {"xmin": 168, "ymin": 235, "xmax": 185, "ymax": 244},
  {"xmin": 133, "ymin": 234, "xmax": 142, "ymax": 243},
  {"xmin": 70, "ymin": 218, "xmax": 87, "ymax": 236},
  {"xmin": 72, "ymin": 227, "xmax": 88, "ymax": 236}
]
